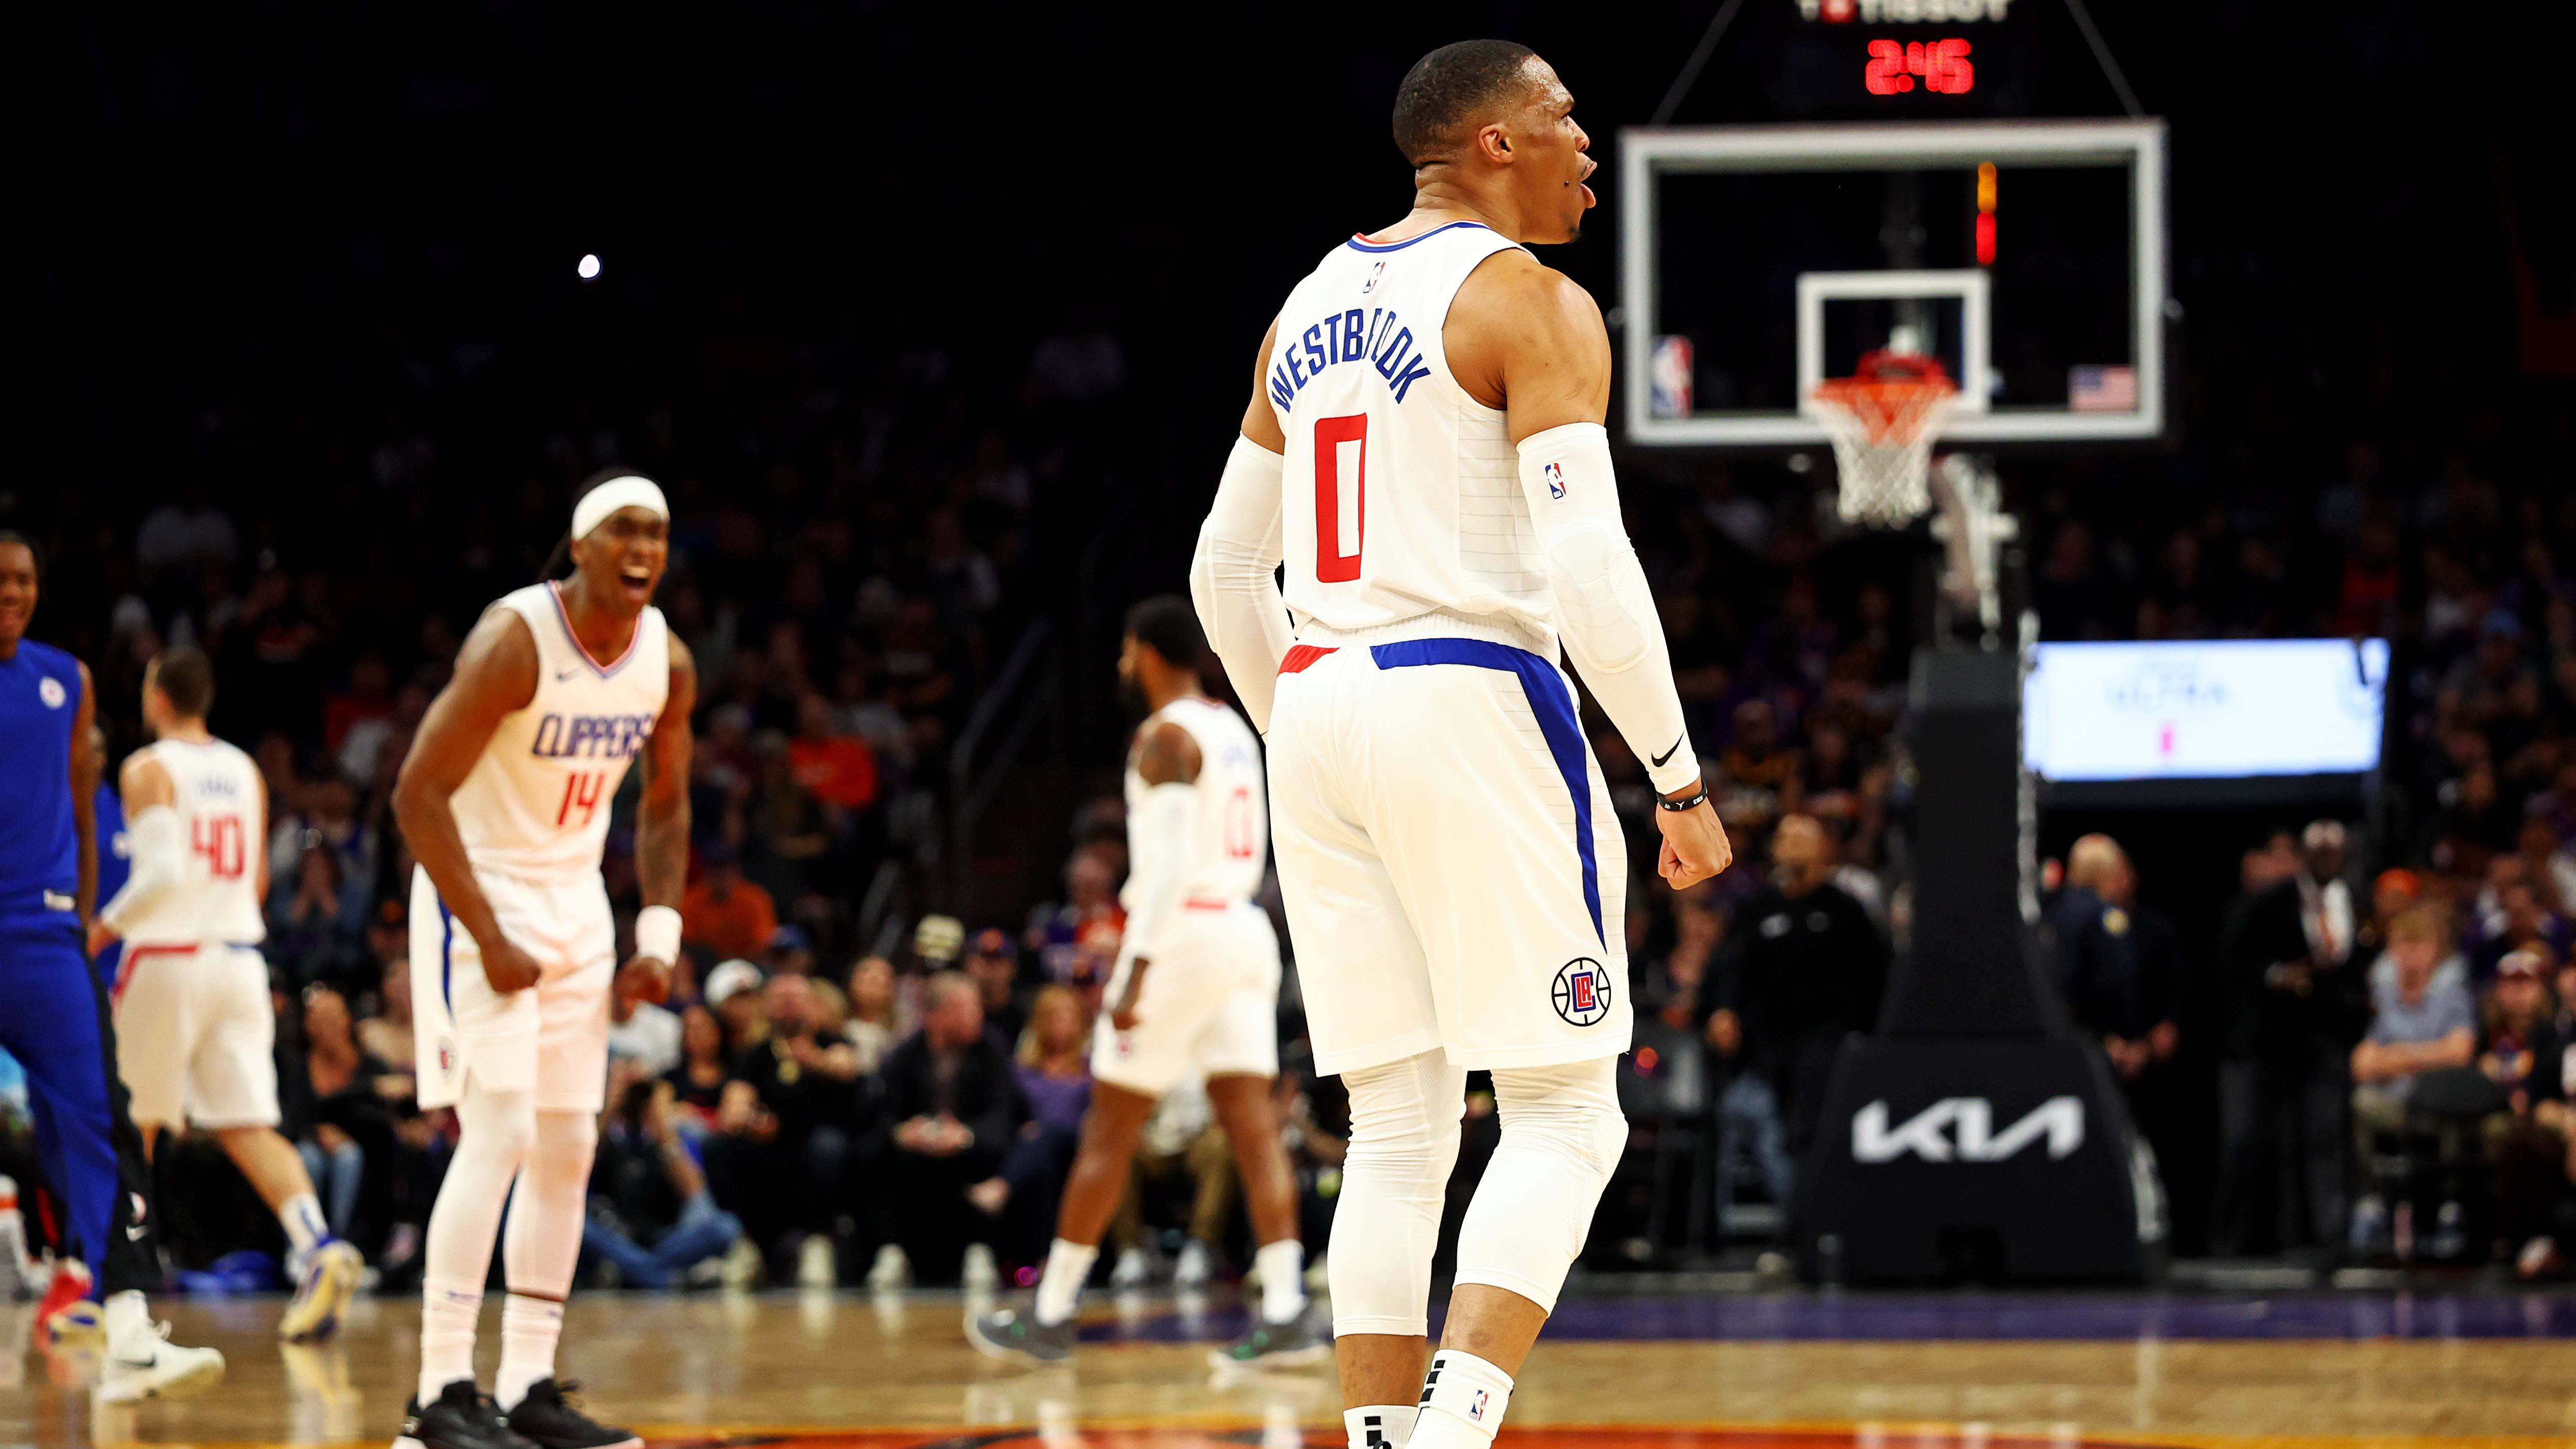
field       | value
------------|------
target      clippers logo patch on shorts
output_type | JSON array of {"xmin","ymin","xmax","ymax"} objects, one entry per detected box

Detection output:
[
  {"xmin": 1544, "ymin": 461, "xmax": 1567, "ymax": 499},
  {"xmin": 1552, "ymin": 957, "xmax": 1613, "ymax": 1027}
]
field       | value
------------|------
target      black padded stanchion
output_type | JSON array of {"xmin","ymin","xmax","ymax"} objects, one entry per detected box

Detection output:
[{"xmin": 1796, "ymin": 650, "xmax": 2161, "ymax": 1283}]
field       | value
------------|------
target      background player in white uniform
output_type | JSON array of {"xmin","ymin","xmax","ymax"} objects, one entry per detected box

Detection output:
[
  {"xmin": 390, "ymin": 474, "xmax": 694, "ymax": 1449},
  {"xmin": 968, "ymin": 597, "xmax": 1316, "ymax": 1369},
  {"xmin": 88, "ymin": 646, "xmax": 365, "ymax": 1343},
  {"xmin": 1190, "ymin": 40, "xmax": 1731, "ymax": 1449}
]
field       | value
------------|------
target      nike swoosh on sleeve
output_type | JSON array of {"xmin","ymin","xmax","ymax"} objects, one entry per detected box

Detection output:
[{"xmin": 1651, "ymin": 737, "xmax": 1683, "ymax": 767}]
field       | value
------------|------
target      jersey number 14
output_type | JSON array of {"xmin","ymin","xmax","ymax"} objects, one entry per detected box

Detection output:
[{"xmin": 557, "ymin": 771, "xmax": 606, "ymax": 829}]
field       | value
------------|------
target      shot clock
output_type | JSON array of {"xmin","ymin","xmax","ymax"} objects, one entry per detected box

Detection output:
[{"xmin": 1750, "ymin": 0, "xmax": 2039, "ymax": 119}]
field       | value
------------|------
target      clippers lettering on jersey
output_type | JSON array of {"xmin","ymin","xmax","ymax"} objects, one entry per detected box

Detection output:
[
  {"xmin": 528, "ymin": 712, "xmax": 658, "ymax": 761},
  {"xmin": 1268, "ymin": 306, "xmax": 1436, "ymax": 411}
]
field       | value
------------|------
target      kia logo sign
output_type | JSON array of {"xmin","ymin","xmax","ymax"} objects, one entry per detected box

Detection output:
[{"xmin": 1853, "ymin": 1096, "xmax": 2085, "ymax": 1163}]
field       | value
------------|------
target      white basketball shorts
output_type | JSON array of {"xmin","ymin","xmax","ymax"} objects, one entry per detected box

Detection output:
[
  {"xmin": 409, "ymin": 864, "xmax": 615, "ymax": 1114},
  {"xmin": 1091, "ymin": 900, "xmax": 1282, "ymax": 1094},
  {"xmin": 1267, "ymin": 628, "xmax": 1632, "ymax": 1076},
  {"xmin": 113, "ymin": 941, "xmax": 280, "ymax": 1129}
]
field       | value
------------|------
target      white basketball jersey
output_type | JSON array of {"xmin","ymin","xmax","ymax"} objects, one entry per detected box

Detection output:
[
  {"xmin": 1263, "ymin": 220, "xmax": 1552, "ymax": 649},
  {"xmin": 121, "ymin": 737, "xmax": 266, "ymax": 948},
  {"xmin": 1123, "ymin": 696, "xmax": 1267, "ymax": 912},
  {"xmin": 449, "ymin": 582, "xmax": 670, "ymax": 883}
]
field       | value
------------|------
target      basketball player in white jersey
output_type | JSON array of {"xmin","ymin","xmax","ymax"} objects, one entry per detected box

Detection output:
[
  {"xmin": 87, "ymin": 645, "xmax": 365, "ymax": 1347},
  {"xmin": 389, "ymin": 473, "xmax": 694, "ymax": 1449},
  {"xmin": 1190, "ymin": 40, "xmax": 1730, "ymax": 1449},
  {"xmin": 968, "ymin": 596, "xmax": 1316, "ymax": 1369}
]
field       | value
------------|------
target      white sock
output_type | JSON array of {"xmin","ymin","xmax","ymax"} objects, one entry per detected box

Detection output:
[
  {"xmin": 1033, "ymin": 1238, "xmax": 1097, "ymax": 1325},
  {"xmin": 280, "ymin": 1191, "xmax": 329, "ymax": 1256},
  {"xmin": 1254, "ymin": 1239, "xmax": 1306, "ymax": 1323},
  {"xmin": 1346, "ymin": 1405, "xmax": 1420, "ymax": 1449},
  {"xmin": 1410, "ymin": 1349, "xmax": 1514, "ymax": 1449},
  {"xmin": 495, "ymin": 1293, "xmax": 564, "ymax": 1408},
  {"xmin": 419, "ymin": 1281, "xmax": 482, "ymax": 1402},
  {"xmin": 104, "ymin": 1289, "xmax": 153, "ymax": 1354}
]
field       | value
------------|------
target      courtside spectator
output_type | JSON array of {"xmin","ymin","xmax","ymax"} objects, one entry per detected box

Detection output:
[
  {"xmin": 2347, "ymin": 906, "xmax": 2480, "ymax": 1249},
  {"xmin": 965, "ymin": 983, "xmax": 1093, "ymax": 1256},
  {"xmin": 583, "ymin": 1072, "xmax": 744, "ymax": 1290},
  {"xmin": 705, "ymin": 974, "xmax": 860, "ymax": 1285},
  {"xmin": 872, "ymin": 972, "xmax": 1023, "ymax": 1288},
  {"xmin": 2480, "ymin": 951, "xmax": 2571, "ymax": 1278}
]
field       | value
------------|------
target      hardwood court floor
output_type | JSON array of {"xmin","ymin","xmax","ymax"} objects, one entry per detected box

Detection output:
[{"xmin": 6, "ymin": 1288, "xmax": 2572, "ymax": 1449}]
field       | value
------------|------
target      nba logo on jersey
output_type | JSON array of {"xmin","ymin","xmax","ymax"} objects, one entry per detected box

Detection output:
[
  {"xmin": 1552, "ymin": 957, "xmax": 1612, "ymax": 1026},
  {"xmin": 1361, "ymin": 259, "xmax": 1386, "ymax": 294},
  {"xmin": 1544, "ymin": 461, "xmax": 1567, "ymax": 499}
]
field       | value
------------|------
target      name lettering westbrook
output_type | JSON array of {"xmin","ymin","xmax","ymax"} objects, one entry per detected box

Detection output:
[{"xmin": 1270, "ymin": 305, "xmax": 1436, "ymax": 411}]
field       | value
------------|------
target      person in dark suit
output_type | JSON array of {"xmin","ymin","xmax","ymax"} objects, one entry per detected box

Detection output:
[
  {"xmin": 1706, "ymin": 814, "xmax": 1888, "ymax": 1204},
  {"xmin": 2211, "ymin": 820, "xmax": 2368, "ymax": 1255},
  {"xmin": 870, "ymin": 970, "xmax": 1026, "ymax": 1285}
]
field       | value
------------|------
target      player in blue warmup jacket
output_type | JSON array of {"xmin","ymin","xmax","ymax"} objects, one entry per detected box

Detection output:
[{"xmin": 0, "ymin": 531, "xmax": 224, "ymax": 1401}]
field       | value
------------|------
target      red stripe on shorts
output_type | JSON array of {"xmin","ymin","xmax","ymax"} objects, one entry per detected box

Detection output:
[{"xmin": 1278, "ymin": 644, "xmax": 1337, "ymax": 674}]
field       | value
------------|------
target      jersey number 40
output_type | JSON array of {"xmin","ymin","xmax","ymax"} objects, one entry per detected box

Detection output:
[{"xmin": 192, "ymin": 815, "xmax": 247, "ymax": 880}]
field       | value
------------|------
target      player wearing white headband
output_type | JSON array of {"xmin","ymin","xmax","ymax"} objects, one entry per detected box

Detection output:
[{"xmin": 390, "ymin": 470, "xmax": 695, "ymax": 1449}]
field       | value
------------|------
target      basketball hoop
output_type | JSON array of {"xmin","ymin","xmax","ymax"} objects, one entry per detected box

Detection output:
[{"xmin": 1810, "ymin": 349, "xmax": 1958, "ymax": 528}]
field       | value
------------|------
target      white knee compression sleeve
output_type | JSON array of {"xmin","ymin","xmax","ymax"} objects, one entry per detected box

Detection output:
[
  {"xmin": 419, "ymin": 1082, "xmax": 536, "ymax": 1400},
  {"xmin": 497, "ymin": 1109, "xmax": 598, "ymax": 1407},
  {"xmin": 1329, "ymin": 1052, "xmax": 1469, "ymax": 1337},
  {"xmin": 1452, "ymin": 1058, "xmax": 1626, "ymax": 1315},
  {"xmin": 1516, "ymin": 422, "xmax": 1698, "ymax": 794}
]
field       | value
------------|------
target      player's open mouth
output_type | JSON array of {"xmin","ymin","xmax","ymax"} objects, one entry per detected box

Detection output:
[{"xmin": 618, "ymin": 567, "xmax": 653, "ymax": 599}]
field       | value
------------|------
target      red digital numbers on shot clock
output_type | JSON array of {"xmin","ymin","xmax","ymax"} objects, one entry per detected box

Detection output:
[{"xmin": 1865, "ymin": 38, "xmax": 1974, "ymax": 95}]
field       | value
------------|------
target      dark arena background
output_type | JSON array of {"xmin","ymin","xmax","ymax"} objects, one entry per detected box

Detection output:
[{"xmin": 7, "ymin": 3, "xmax": 2574, "ymax": 1447}]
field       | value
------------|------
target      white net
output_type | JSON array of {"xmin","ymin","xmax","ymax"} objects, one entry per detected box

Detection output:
[{"xmin": 1810, "ymin": 351, "xmax": 1958, "ymax": 528}]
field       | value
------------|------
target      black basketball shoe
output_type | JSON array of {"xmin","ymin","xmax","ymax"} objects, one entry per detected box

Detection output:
[
  {"xmin": 501, "ymin": 1379, "xmax": 642, "ymax": 1449},
  {"xmin": 393, "ymin": 1380, "xmax": 537, "ymax": 1449}
]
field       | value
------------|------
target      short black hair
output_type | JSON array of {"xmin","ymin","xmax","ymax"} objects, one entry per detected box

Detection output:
[
  {"xmin": 0, "ymin": 529, "xmax": 39, "ymax": 577},
  {"xmin": 1124, "ymin": 595, "xmax": 1205, "ymax": 672},
  {"xmin": 152, "ymin": 645, "xmax": 217, "ymax": 719},
  {"xmin": 1392, "ymin": 39, "xmax": 1538, "ymax": 167}
]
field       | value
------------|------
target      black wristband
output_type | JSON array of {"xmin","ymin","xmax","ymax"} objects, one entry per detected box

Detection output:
[{"xmin": 1656, "ymin": 784, "xmax": 1711, "ymax": 813}]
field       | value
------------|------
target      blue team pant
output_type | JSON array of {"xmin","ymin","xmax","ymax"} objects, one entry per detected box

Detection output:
[{"xmin": 0, "ymin": 913, "xmax": 159, "ymax": 1297}]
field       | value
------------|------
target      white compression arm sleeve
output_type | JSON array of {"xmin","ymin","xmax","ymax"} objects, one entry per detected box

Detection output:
[
  {"xmin": 98, "ymin": 805, "xmax": 185, "ymax": 936},
  {"xmin": 1121, "ymin": 782, "xmax": 1200, "ymax": 961},
  {"xmin": 1189, "ymin": 435, "xmax": 1296, "ymax": 733},
  {"xmin": 1517, "ymin": 422, "xmax": 1701, "ymax": 794}
]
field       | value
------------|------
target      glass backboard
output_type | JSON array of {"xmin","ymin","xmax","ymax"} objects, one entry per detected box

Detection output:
[{"xmin": 1619, "ymin": 119, "xmax": 2166, "ymax": 447}]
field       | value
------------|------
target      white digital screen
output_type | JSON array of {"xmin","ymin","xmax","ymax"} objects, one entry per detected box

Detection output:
[{"xmin": 2024, "ymin": 639, "xmax": 2389, "ymax": 782}]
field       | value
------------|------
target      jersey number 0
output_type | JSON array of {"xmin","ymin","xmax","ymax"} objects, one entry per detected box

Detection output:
[{"xmin": 1314, "ymin": 414, "xmax": 1367, "ymax": 582}]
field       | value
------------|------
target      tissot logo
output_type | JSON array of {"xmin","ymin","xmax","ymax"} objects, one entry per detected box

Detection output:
[
  {"xmin": 1797, "ymin": 0, "xmax": 2016, "ymax": 20},
  {"xmin": 1852, "ymin": 1096, "xmax": 2084, "ymax": 1162}
]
